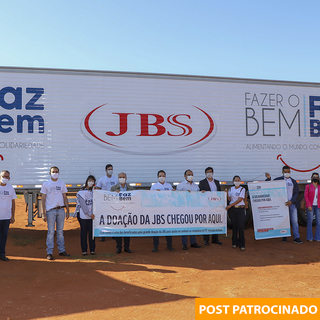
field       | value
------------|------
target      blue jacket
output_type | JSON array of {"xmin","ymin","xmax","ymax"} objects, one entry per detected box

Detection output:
[{"xmin": 266, "ymin": 176, "xmax": 299, "ymax": 207}]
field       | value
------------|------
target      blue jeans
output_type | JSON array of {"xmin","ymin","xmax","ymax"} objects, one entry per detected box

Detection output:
[
  {"xmin": 46, "ymin": 208, "xmax": 66, "ymax": 254},
  {"xmin": 289, "ymin": 204, "xmax": 300, "ymax": 239},
  {"xmin": 0, "ymin": 219, "xmax": 10, "ymax": 256},
  {"xmin": 307, "ymin": 205, "xmax": 320, "ymax": 241}
]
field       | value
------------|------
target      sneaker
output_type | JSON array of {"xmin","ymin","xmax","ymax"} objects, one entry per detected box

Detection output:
[
  {"xmin": 124, "ymin": 248, "xmax": 133, "ymax": 253},
  {"xmin": 116, "ymin": 248, "xmax": 121, "ymax": 254},
  {"xmin": 90, "ymin": 252, "xmax": 96, "ymax": 255},
  {"xmin": 293, "ymin": 238, "xmax": 303, "ymax": 244},
  {"xmin": 100, "ymin": 238, "xmax": 105, "ymax": 242},
  {"xmin": 167, "ymin": 246, "xmax": 175, "ymax": 251},
  {"xmin": 204, "ymin": 241, "xmax": 210, "ymax": 246},
  {"xmin": 190, "ymin": 243, "xmax": 201, "ymax": 248},
  {"xmin": 46, "ymin": 254, "xmax": 54, "ymax": 260},
  {"xmin": 232, "ymin": 245, "xmax": 237, "ymax": 249},
  {"xmin": 182, "ymin": 244, "xmax": 188, "ymax": 250},
  {"xmin": 82, "ymin": 252, "xmax": 87, "ymax": 256},
  {"xmin": 282, "ymin": 238, "xmax": 287, "ymax": 243},
  {"xmin": 240, "ymin": 247, "xmax": 246, "ymax": 251},
  {"xmin": 0, "ymin": 255, "xmax": 9, "ymax": 261},
  {"xmin": 307, "ymin": 239, "xmax": 313, "ymax": 242},
  {"xmin": 152, "ymin": 247, "xmax": 158, "ymax": 253},
  {"xmin": 59, "ymin": 251, "xmax": 70, "ymax": 256}
]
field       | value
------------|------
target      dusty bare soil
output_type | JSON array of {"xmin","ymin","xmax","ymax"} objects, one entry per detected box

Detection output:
[{"xmin": 1, "ymin": 196, "xmax": 320, "ymax": 320}]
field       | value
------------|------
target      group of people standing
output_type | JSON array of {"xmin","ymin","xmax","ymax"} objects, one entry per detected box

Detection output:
[
  {"xmin": 78, "ymin": 165, "xmax": 248, "ymax": 254},
  {"xmin": 0, "ymin": 164, "xmax": 320, "ymax": 262}
]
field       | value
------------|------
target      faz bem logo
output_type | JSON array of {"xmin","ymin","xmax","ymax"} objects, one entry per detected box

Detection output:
[{"xmin": 81, "ymin": 103, "xmax": 216, "ymax": 155}]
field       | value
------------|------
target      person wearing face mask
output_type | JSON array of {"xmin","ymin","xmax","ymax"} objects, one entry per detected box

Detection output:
[
  {"xmin": 199, "ymin": 167, "xmax": 223, "ymax": 246},
  {"xmin": 176, "ymin": 169, "xmax": 202, "ymax": 250},
  {"xmin": 111, "ymin": 172, "xmax": 134, "ymax": 253},
  {"xmin": 76, "ymin": 175, "xmax": 96, "ymax": 256},
  {"xmin": 0, "ymin": 170, "xmax": 17, "ymax": 261},
  {"xmin": 150, "ymin": 170, "xmax": 175, "ymax": 252},
  {"xmin": 226, "ymin": 175, "xmax": 246, "ymax": 251},
  {"xmin": 265, "ymin": 166, "xmax": 302, "ymax": 244},
  {"xmin": 41, "ymin": 166, "xmax": 70, "ymax": 260},
  {"xmin": 304, "ymin": 172, "xmax": 320, "ymax": 242},
  {"xmin": 96, "ymin": 164, "xmax": 118, "ymax": 242}
]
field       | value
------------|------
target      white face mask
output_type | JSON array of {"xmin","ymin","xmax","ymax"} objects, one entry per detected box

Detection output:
[
  {"xmin": 51, "ymin": 173, "xmax": 59, "ymax": 179},
  {"xmin": 87, "ymin": 181, "xmax": 94, "ymax": 188},
  {"xmin": 234, "ymin": 181, "xmax": 241, "ymax": 187},
  {"xmin": 1, "ymin": 177, "xmax": 9, "ymax": 185},
  {"xmin": 206, "ymin": 172, "xmax": 213, "ymax": 179},
  {"xmin": 284, "ymin": 173, "xmax": 290, "ymax": 179},
  {"xmin": 119, "ymin": 178, "xmax": 126, "ymax": 184},
  {"xmin": 158, "ymin": 176, "xmax": 166, "ymax": 183},
  {"xmin": 187, "ymin": 175, "xmax": 193, "ymax": 182},
  {"xmin": 107, "ymin": 170, "xmax": 113, "ymax": 176}
]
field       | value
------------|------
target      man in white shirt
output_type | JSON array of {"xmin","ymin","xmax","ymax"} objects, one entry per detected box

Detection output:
[
  {"xmin": 150, "ymin": 170, "xmax": 175, "ymax": 252},
  {"xmin": 96, "ymin": 164, "xmax": 118, "ymax": 191},
  {"xmin": 0, "ymin": 170, "xmax": 17, "ymax": 261},
  {"xmin": 41, "ymin": 166, "xmax": 70, "ymax": 260},
  {"xmin": 111, "ymin": 172, "xmax": 134, "ymax": 253},
  {"xmin": 96, "ymin": 164, "xmax": 118, "ymax": 242},
  {"xmin": 176, "ymin": 169, "xmax": 202, "ymax": 250}
]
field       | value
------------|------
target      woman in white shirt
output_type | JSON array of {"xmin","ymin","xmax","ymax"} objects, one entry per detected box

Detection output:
[
  {"xmin": 226, "ymin": 175, "xmax": 246, "ymax": 251},
  {"xmin": 76, "ymin": 175, "xmax": 96, "ymax": 256}
]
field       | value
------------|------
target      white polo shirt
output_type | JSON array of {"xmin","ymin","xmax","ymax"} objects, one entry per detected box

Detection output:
[
  {"xmin": 0, "ymin": 183, "xmax": 17, "ymax": 220},
  {"xmin": 97, "ymin": 175, "xmax": 119, "ymax": 191},
  {"xmin": 176, "ymin": 180, "xmax": 199, "ymax": 192},
  {"xmin": 151, "ymin": 182, "xmax": 173, "ymax": 191}
]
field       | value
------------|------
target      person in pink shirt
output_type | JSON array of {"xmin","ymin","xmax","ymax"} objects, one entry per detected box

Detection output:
[{"xmin": 304, "ymin": 172, "xmax": 320, "ymax": 242}]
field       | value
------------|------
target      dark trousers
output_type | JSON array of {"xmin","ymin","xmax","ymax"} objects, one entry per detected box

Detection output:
[
  {"xmin": 153, "ymin": 236, "xmax": 172, "ymax": 247},
  {"xmin": 203, "ymin": 234, "xmax": 219, "ymax": 242},
  {"xmin": 229, "ymin": 207, "xmax": 245, "ymax": 248},
  {"xmin": 77, "ymin": 215, "xmax": 95, "ymax": 253},
  {"xmin": 115, "ymin": 237, "xmax": 130, "ymax": 250},
  {"xmin": 181, "ymin": 235, "xmax": 196, "ymax": 245},
  {"xmin": 0, "ymin": 219, "xmax": 10, "ymax": 256}
]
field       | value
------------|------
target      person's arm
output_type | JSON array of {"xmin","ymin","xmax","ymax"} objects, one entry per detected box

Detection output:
[
  {"xmin": 288, "ymin": 180, "xmax": 299, "ymax": 207},
  {"xmin": 226, "ymin": 197, "xmax": 244, "ymax": 210},
  {"xmin": 11, "ymin": 199, "xmax": 15, "ymax": 224},
  {"xmin": 304, "ymin": 185, "xmax": 312, "ymax": 211},
  {"xmin": 63, "ymin": 193, "xmax": 69, "ymax": 219},
  {"xmin": 41, "ymin": 193, "xmax": 47, "ymax": 222}
]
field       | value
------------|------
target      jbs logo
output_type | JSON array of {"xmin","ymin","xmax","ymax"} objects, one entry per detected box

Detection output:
[
  {"xmin": 208, "ymin": 196, "xmax": 221, "ymax": 202},
  {"xmin": 82, "ymin": 104, "xmax": 215, "ymax": 155},
  {"xmin": 0, "ymin": 86, "xmax": 44, "ymax": 133}
]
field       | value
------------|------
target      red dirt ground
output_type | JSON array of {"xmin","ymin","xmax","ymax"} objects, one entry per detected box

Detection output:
[{"xmin": 1, "ymin": 196, "xmax": 320, "ymax": 320}]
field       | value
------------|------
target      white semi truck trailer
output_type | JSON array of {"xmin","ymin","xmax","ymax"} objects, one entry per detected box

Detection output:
[{"xmin": 1, "ymin": 66, "xmax": 319, "ymax": 226}]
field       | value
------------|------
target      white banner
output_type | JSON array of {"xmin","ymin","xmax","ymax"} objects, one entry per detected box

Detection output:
[
  {"xmin": 93, "ymin": 190, "xmax": 227, "ymax": 237},
  {"xmin": 248, "ymin": 180, "xmax": 291, "ymax": 240}
]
